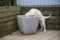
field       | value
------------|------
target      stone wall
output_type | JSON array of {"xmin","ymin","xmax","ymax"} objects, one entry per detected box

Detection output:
[
  {"xmin": 0, "ymin": 6, "xmax": 60, "ymax": 37},
  {"xmin": 0, "ymin": 6, "xmax": 20, "ymax": 37}
]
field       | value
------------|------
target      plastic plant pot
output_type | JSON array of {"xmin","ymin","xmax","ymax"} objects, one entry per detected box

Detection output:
[{"xmin": 17, "ymin": 15, "xmax": 39, "ymax": 34}]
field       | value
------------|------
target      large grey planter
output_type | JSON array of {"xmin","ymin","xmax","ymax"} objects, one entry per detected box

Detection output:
[{"xmin": 17, "ymin": 15, "xmax": 39, "ymax": 34}]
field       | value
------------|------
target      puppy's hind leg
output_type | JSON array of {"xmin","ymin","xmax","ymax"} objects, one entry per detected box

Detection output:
[
  {"xmin": 39, "ymin": 20, "xmax": 44, "ymax": 31},
  {"xmin": 42, "ymin": 19, "xmax": 46, "ymax": 32},
  {"xmin": 40, "ymin": 19, "xmax": 46, "ymax": 32}
]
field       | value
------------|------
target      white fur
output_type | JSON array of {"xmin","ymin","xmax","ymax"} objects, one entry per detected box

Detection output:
[{"xmin": 25, "ymin": 8, "xmax": 51, "ymax": 32}]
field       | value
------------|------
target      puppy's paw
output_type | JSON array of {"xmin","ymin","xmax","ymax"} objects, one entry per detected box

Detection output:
[{"xmin": 44, "ymin": 30, "xmax": 46, "ymax": 32}]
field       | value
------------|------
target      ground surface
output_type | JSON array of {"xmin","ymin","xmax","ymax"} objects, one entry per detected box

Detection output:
[{"xmin": 0, "ymin": 30, "xmax": 60, "ymax": 40}]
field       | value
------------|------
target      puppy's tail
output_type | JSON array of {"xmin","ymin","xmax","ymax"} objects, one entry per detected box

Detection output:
[{"xmin": 44, "ymin": 14, "xmax": 52, "ymax": 19}]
